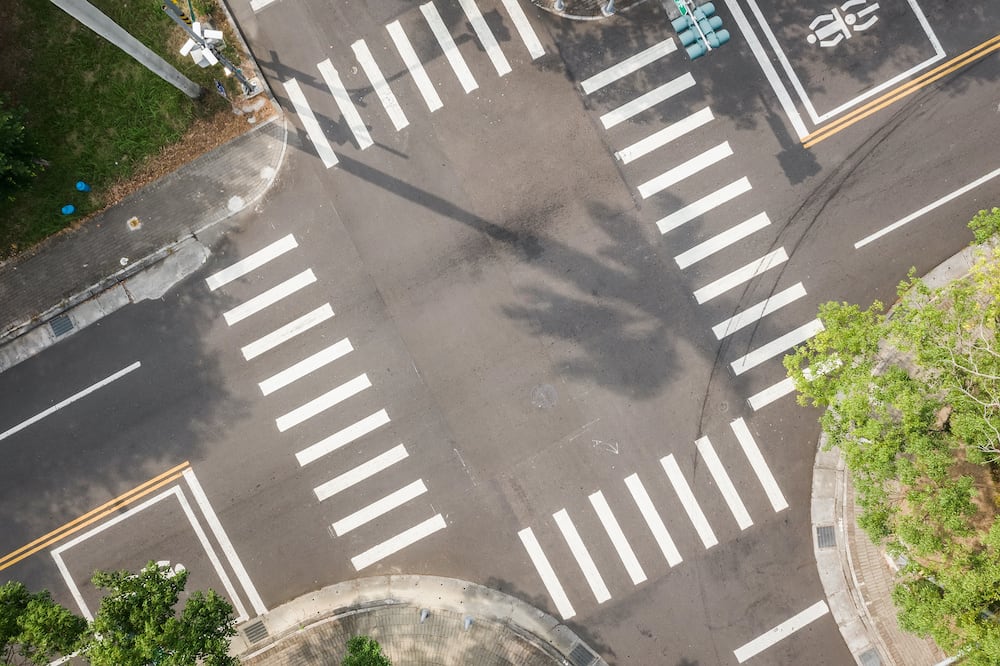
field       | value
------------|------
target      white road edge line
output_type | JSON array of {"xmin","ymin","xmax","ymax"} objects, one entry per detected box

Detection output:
[
  {"xmin": 693, "ymin": 248, "xmax": 788, "ymax": 304},
  {"xmin": 856, "ymin": 165, "xmax": 1000, "ymax": 248},
  {"xmin": 317, "ymin": 59, "xmax": 374, "ymax": 151},
  {"xmin": 712, "ymin": 283, "xmax": 807, "ymax": 340},
  {"xmin": 580, "ymin": 39, "xmax": 676, "ymax": 95},
  {"xmin": 553, "ymin": 508, "xmax": 611, "ymax": 603},
  {"xmin": 730, "ymin": 418, "xmax": 788, "ymax": 512},
  {"xmin": 351, "ymin": 514, "xmax": 446, "ymax": 571},
  {"xmin": 600, "ymin": 73, "xmax": 695, "ymax": 129},
  {"xmin": 589, "ymin": 490, "xmax": 647, "ymax": 585},
  {"xmin": 386, "ymin": 20, "xmax": 444, "ymax": 112},
  {"xmin": 421, "ymin": 3, "xmax": 479, "ymax": 93},
  {"xmin": 275, "ymin": 373, "xmax": 371, "ymax": 432},
  {"xmin": 241, "ymin": 304, "xmax": 334, "ymax": 361},
  {"xmin": 332, "ymin": 479, "xmax": 427, "ymax": 536},
  {"xmin": 675, "ymin": 212, "xmax": 770, "ymax": 269},
  {"xmin": 223, "ymin": 269, "xmax": 316, "ymax": 326},
  {"xmin": 696, "ymin": 436, "xmax": 753, "ymax": 530},
  {"xmin": 660, "ymin": 455, "xmax": 718, "ymax": 549},
  {"xmin": 351, "ymin": 39, "xmax": 410, "ymax": 132},
  {"xmin": 498, "ymin": 0, "xmax": 545, "ymax": 60},
  {"xmin": 733, "ymin": 601, "xmax": 829, "ymax": 663},
  {"xmin": 457, "ymin": 0, "xmax": 512, "ymax": 76},
  {"xmin": 616, "ymin": 106, "xmax": 714, "ymax": 165},
  {"xmin": 0, "ymin": 361, "xmax": 141, "ymax": 442},
  {"xmin": 205, "ymin": 234, "xmax": 297, "ymax": 291},
  {"xmin": 281, "ymin": 78, "xmax": 338, "ymax": 167},
  {"xmin": 625, "ymin": 473, "xmax": 683, "ymax": 567},
  {"xmin": 518, "ymin": 527, "xmax": 576, "ymax": 620},
  {"xmin": 314, "ymin": 443, "xmax": 408, "ymax": 502},
  {"xmin": 296, "ymin": 409, "xmax": 392, "ymax": 466},
  {"xmin": 656, "ymin": 178, "xmax": 752, "ymax": 235},
  {"xmin": 638, "ymin": 142, "xmax": 732, "ymax": 199},
  {"xmin": 259, "ymin": 338, "xmax": 353, "ymax": 396},
  {"xmin": 730, "ymin": 319, "xmax": 824, "ymax": 376}
]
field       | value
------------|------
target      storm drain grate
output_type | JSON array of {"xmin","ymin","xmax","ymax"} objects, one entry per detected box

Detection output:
[
  {"xmin": 49, "ymin": 314, "xmax": 74, "ymax": 337},
  {"xmin": 568, "ymin": 643, "xmax": 598, "ymax": 666},
  {"xmin": 816, "ymin": 525, "xmax": 836, "ymax": 549},
  {"xmin": 859, "ymin": 647, "xmax": 882, "ymax": 666},
  {"xmin": 243, "ymin": 620, "xmax": 269, "ymax": 644}
]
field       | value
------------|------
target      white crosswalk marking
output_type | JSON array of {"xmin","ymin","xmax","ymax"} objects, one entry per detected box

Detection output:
[
  {"xmin": 712, "ymin": 283, "xmax": 807, "ymax": 340},
  {"xmin": 624, "ymin": 473, "xmax": 682, "ymax": 567},
  {"xmin": 241, "ymin": 304, "xmax": 334, "ymax": 361},
  {"xmin": 692, "ymin": 248, "xmax": 788, "ymax": 304},
  {"xmin": 589, "ymin": 491, "xmax": 646, "ymax": 585},
  {"xmin": 351, "ymin": 514, "xmax": 446, "ymax": 570},
  {"xmin": 730, "ymin": 418, "xmax": 788, "ymax": 512},
  {"xmin": 518, "ymin": 527, "xmax": 576, "ymax": 620},
  {"xmin": 223, "ymin": 270, "xmax": 316, "ymax": 326},
  {"xmin": 660, "ymin": 455, "xmax": 717, "ymax": 549},
  {"xmin": 748, "ymin": 377, "xmax": 796, "ymax": 411},
  {"xmin": 314, "ymin": 444, "xmax": 408, "ymax": 501},
  {"xmin": 206, "ymin": 235, "xmax": 297, "ymax": 291},
  {"xmin": 281, "ymin": 79, "xmax": 338, "ymax": 168},
  {"xmin": 259, "ymin": 338, "xmax": 353, "ymax": 396},
  {"xmin": 457, "ymin": 0, "xmax": 511, "ymax": 76},
  {"xmin": 615, "ymin": 107, "xmax": 714, "ymax": 165},
  {"xmin": 733, "ymin": 601, "xmax": 829, "ymax": 663},
  {"xmin": 421, "ymin": 3, "xmax": 479, "ymax": 93},
  {"xmin": 600, "ymin": 73, "xmax": 695, "ymax": 129},
  {"xmin": 275, "ymin": 373, "xmax": 371, "ymax": 432},
  {"xmin": 730, "ymin": 319, "xmax": 824, "ymax": 376},
  {"xmin": 250, "ymin": 0, "xmax": 276, "ymax": 11},
  {"xmin": 498, "ymin": 0, "xmax": 545, "ymax": 60},
  {"xmin": 637, "ymin": 142, "xmax": 732, "ymax": 199},
  {"xmin": 580, "ymin": 39, "xmax": 677, "ymax": 94},
  {"xmin": 553, "ymin": 509, "xmax": 611, "ymax": 603},
  {"xmin": 296, "ymin": 409, "xmax": 391, "ymax": 466},
  {"xmin": 317, "ymin": 59, "xmax": 374, "ymax": 151},
  {"xmin": 656, "ymin": 178, "xmax": 752, "ymax": 234},
  {"xmin": 351, "ymin": 39, "xmax": 409, "ymax": 132},
  {"xmin": 332, "ymin": 479, "xmax": 428, "ymax": 536},
  {"xmin": 675, "ymin": 212, "xmax": 770, "ymax": 269},
  {"xmin": 386, "ymin": 20, "xmax": 443, "ymax": 112},
  {"xmin": 696, "ymin": 437, "xmax": 753, "ymax": 530}
]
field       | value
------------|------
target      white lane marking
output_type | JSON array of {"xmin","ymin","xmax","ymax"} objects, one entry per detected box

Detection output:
[
  {"xmin": 600, "ymin": 73, "xmax": 695, "ymax": 129},
  {"xmin": 748, "ymin": 377, "xmax": 795, "ymax": 411},
  {"xmin": 351, "ymin": 514, "xmax": 447, "ymax": 570},
  {"xmin": 731, "ymin": 319, "xmax": 824, "ymax": 376},
  {"xmin": 589, "ymin": 491, "xmax": 646, "ymax": 585},
  {"xmin": 222, "ymin": 269, "xmax": 316, "ymax": 326},
  {"xmin": 580, "ymin": 39, "xmax": 676, "ymax": 94},
  {"xmin": 730, "ymin": 417, "xmax": 788, "ymax": 512},
  {"xmin": 317, "ymin": 59, "xmax": 374, "ymax": 151},
  {"xmin": 276, "ymin": 373, "xmax": 371, "ymax": 432},
  {"xmin": 616, "ymin": 107, "xmax": 714, "ymax": 165},
  {"xmin": 720, "ymin": 0, "xmax": 807, "ymax": 139},
  {"xmin": 205, "ymin": 235, "xmax": 297, "ymax": 291},
  {"xmin": 712, "ymin": 283, "xmax": 807, "ymax": 340},
  {"xmin": 656, "ymin": 178, "xmax": 752, "ymax": 234},
  {"xmin": 675, "ymin": 212, "xmax": 770, "ymax": 269},
  {"xmin": 498, "ymin": 0, "xmax": 545, "ymax": 60},
  {"xmin": 856, "ymin": 165, "xmax": 1000, "ymax": 248},
  {"xmin": 183, "ymin": 469, "xmax": 269, "ymax": 615},
  {"xmin": 660, "ymin": 455, "xmax": 717, "ymax": 549},
  {"xmin": 420, "ymin": 3, "xmax": 478, "ymax": 93},
  {"xmin": 314, "ymin": 444, "xmax": 409, "ymax": 502},
  {"xmin": 457, "ymin": 0, "xmax": 512, "ymax": 76},
  {"xmin": 696, "ymin": 437, "xmax": 753, "ymax": 530},
  {"xmin": 51, "ymin": 550, "xmax": 91, "ymax": 620},
  {"xmin": 241, "ymin": 304, "xmax": 333, "ymax": 361},
  {"xmin": 250, "ymin": 0, "xmax": 276, "ymax": 11},
  {"xmin": 637, "ymin": 142, "xmax": 732, "ymax": 199},
  {"xmin": 553, "ymin": 509, "xmax": 611, "ymax": 603},
  {"xmin": 693, "ymin": 248, "xmax": 787, "ymax": 304},
  {"xmin": 624, "ymin": 473, "xmax": 682, "ymax": 567},
  {"xmin": 351, "ymin": 40, "xmax": 409, "ymax": 132},
  {"xmin": 259, "ymin": 338, "xmax": 353, "ymax": 396},
  {"xmin": 733, "ymin": 601, "xmax": 829, "ymax": 663},
  {"xmin": 281, "ymin": 78, "xmax": 338, "ymax": 167},
  {"xmin": 296, "ymin": 409, "xmax": 391, "ymax": 466},
  {"xmin": 332, "ymin": 479, "xmax": 427, "ymax": 536},
  {"xmin": 386, "ymin": 20, "xmax": 443, "ymax": 112},
  {"xmin": 0, "ymin": 361, "xmax": 140, "ymax": 442},
  {"xmin": 518, "ymin": 527, "xmax": 576, "ymax": 620}
]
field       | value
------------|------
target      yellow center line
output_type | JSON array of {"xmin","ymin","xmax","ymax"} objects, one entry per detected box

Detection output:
[
  {"xmin": 0, "ymin": 461, "xmax": 190, "ymax": 571},
  {"xmin": 803, "ymin": 34, "xmax": 1000, "ymax": 148}
]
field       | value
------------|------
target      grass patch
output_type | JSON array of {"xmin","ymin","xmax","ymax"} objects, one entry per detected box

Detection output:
[{"xmin": 0, "ymin": 0, "xmax": 243, "ymax": 258}]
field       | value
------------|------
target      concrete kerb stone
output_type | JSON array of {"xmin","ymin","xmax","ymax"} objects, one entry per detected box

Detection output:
[{"xmin": 234, "ymin": 575, "xmax": 607, "ymax": 665}]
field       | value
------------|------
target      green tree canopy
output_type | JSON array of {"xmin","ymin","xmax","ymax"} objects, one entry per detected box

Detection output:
[{"xmin": 342, "ymin": 635, "xmax": 392, "ymax": 666}]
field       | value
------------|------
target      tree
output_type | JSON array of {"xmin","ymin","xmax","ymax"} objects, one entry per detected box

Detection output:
[
  {"xmin": 341, "ymin": 635, "xmax": 392, "ymax": 666},
  {"xmin": 0, "ymin": 97, "xmax": 40, "ymax": 200},
  {"xmin": 1, "ymin": 581, "xmax": 86, "ymax": 665},
  {"xmin": 784, "ymin": 210, "xmax": 1000, "ymax": 662},
  {"xmin": 84, "ymin": 562, "xmax": 238, "ymax": 666}
]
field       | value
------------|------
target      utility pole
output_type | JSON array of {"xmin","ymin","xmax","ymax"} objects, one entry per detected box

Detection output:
[{"xmin": 49, "ymin": 0, "xmax": 202, "ymax": 99}]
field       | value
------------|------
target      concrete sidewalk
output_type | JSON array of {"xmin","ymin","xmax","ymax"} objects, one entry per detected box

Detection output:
[{"xmin": 233, "ymin": 576, "xmax": 606, "ymax": 666}]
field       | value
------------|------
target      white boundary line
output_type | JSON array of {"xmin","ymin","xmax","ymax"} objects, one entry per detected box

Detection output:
[
  {"xmin": 733, "ymin": 600, "xmax": 829, "ymax": 662},
  {"xmin": 856, "ymin": 165, "xmax": 1000, "ymax": 248},
  {"xmin": 518, "ymin": 527, "xmax": 576, "ymax": 620},
  {"xmin": 0, "ymin": 361, "xmax": 141, "ymax": 442}
]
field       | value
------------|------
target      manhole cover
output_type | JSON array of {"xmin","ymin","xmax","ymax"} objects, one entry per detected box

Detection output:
[{"xmin": 530, "ymin": 384, "xmax": 557, "ymax": 409}]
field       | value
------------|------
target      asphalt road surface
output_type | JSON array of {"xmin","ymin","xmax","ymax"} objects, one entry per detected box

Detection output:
[{"xmin": 1, "ymin": 0, "xmax": 998, "ymax": 663}]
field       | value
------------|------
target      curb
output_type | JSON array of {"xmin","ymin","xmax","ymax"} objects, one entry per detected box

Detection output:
[{"xmin": 232, "ymin": 575, "xmax": 607, "ymax": 666}]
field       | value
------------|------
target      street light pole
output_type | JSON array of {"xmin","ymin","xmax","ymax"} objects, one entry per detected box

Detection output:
[{"xmin": 49, "ymin": 0, "xmax": 202, "ymax": 99}]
